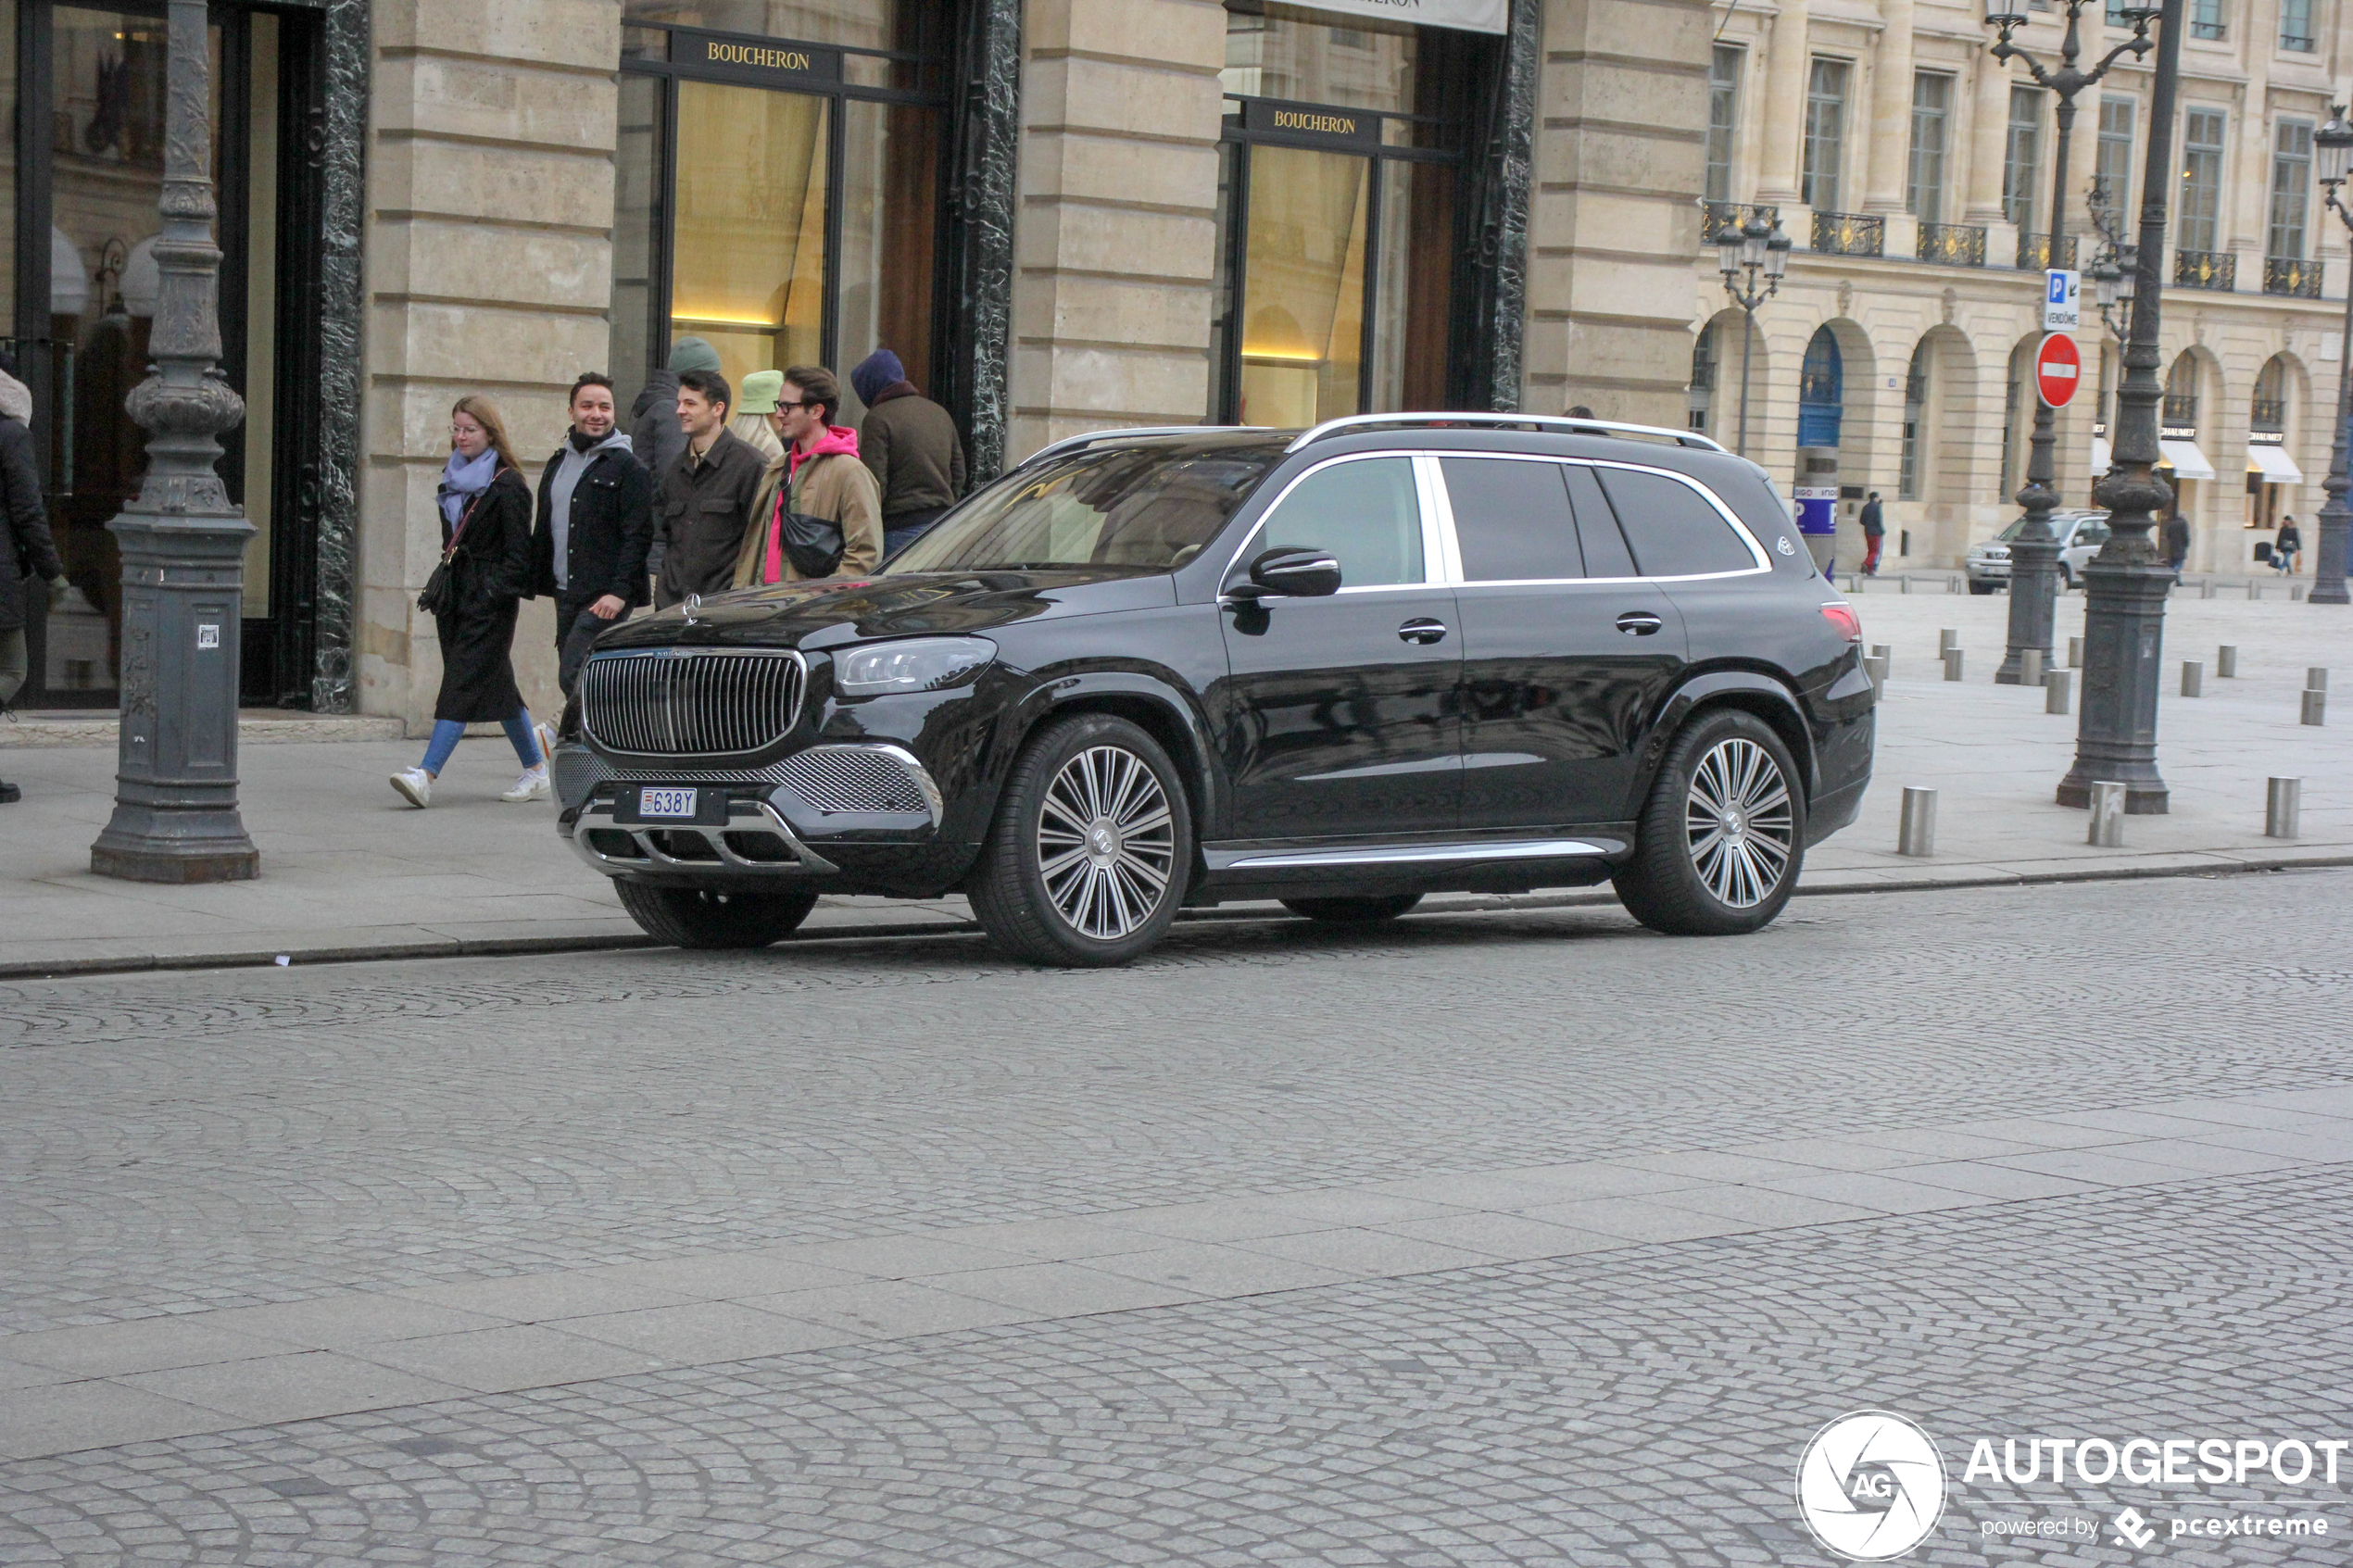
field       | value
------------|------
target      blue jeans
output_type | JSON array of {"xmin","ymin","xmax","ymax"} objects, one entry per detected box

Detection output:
[{"xmin": 422, "ymin": 710, "xmax": 539, "ymax": 775}]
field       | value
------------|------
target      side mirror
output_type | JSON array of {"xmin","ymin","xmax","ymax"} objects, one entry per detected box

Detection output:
[{"xmin": 1232, "ymin": 546, "xmax": 1342, "ymax": 600}]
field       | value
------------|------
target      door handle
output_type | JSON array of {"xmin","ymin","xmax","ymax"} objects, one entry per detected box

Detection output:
[
  {"xmin": 1616, "ymin": 611, "xmax": 1664, "ymax": 636},
  {"xmin": 1397, "ymin": 618, "xmax": 1448, "ymax": 645}
]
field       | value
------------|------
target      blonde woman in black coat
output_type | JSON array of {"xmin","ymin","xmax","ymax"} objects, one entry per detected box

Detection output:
[{"xmin": 390, "ymin": 395, "xmax": 547, "ymax": 807}]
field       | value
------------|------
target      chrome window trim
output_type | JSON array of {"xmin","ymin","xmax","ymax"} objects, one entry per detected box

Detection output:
[
  {"xmin": 1216, "ymin": 449, "xmax": 1443, "ymax": 596},
  {"xmin": 579, "ymin": 646, "xmax": 810, "ymax": 761},
  {"xmin": 1425, "ymin": 452, "xmax": 1773, "ymax": 587}
]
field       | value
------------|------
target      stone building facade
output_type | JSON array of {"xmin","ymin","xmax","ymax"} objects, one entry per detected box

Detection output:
[
  {"xmin": 1692, "ymin": 0, "xmax": 2348, "ymax": 579},
  {"xmin": 5, "ymin": 0, "xmax": 1707, "ymax": 727}
]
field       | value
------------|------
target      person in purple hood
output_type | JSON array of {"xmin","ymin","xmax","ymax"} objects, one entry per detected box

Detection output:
[{"xmin": 849, "ymin": 349, "xmax": 966, "ymax": 558}]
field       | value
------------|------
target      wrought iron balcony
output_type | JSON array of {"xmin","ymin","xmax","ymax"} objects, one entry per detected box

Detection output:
[
  {"xmin": 1917, "ymin": 222, "xmax": 1987, "ymax": 267},
  {"xmin": 2016, "ymin": 232, "xmax": 2081, "ymax": 270},
  {"xmin": 2264, "ymin": 257, "xmax": 2322, "ymax": 298},
  {"xmin": 1810, "ymin": 210, "xmax": 1885, "ymax": 257},
  {"xmin": 2174, "ymin": 248, "xmax": 2235, "ymax": 291},
  {"xmin": 2163, "ymin": 393, "xmax": 2198, "ymax": 427},
  {"xmin": 2251, "ymin": 395, "xmax": 2287, "ymax": 435},
  {"xmin": 1702, "ymin": 201, "xmax": 1780, "ymax": 247}
]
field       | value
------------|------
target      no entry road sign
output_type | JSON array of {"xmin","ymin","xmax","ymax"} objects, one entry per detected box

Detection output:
[{"xmin": 2035, "ymin": 332, "xmax": 2082, "ymax": 408}]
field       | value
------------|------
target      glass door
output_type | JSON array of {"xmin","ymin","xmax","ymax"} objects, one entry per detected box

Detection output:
[
  {"xmin": 1235, "ymin": 144, "xmax": 1369, "ymax": 429},
  {"xmin": 669, "ymin": 81, "xmax": 830, "ymax": 394}
]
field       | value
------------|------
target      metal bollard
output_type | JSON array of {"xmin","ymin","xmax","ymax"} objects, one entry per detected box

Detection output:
[
  {"xmin": 1940, "ymin": 628, "xmax": 1960, "ymax": 654},
  {"xmin": 1863, "ymin": 654, "xmax": 1888, "ymax": 693},
  {"xmin": 2309, "ymin": 668, "xmax": 2329, "ymax": 692},
  {"xmin": 2045, "ymin": 669, "xmax": 2071, "ymax": 714},
  {"xmin": 1944, "ymin": 648, "xmax": 1965, "ymax": 682},
  {"xmin": 2020, "ymin": 648, "xmax": 2045, "ymax": 684},
  {"xmin": 2304, "ymin": 688, "xmax": 2327, "ymax": 726},
  {"xmin": 2087, "ymin": 782, "xmax": 2127, "ymax": 847},
  {"xmin": 2067, "ymin": 635, "xmax": 2083, "ymax": 669},
  {"xmin": 1900, "ymin": 576, "xmax": 1913, "ymax": 595},
  {"xmin": 2294, "ymin": 583, "xmax": 2308, "ymax": 602},
  {"xmin": 1898, "ymin": 786, "xmax": 1937, "ymax": 857},
  {"xmin": 2266, "ymin": 777, "xmax": 2302, "ymax": 839},
  {"xmin": 2200, "ymin": 580, "xmax": 2216, "ymax": 599},
  {"xmin": 2181, "ymin": 660, "xmax": 2203, "ymax": 697},
  {"xmin": 2216, "ymin": 645, "xmax": 2237, "ymax": 679},
  {"xmin": 1869, "ymin": 642, "xmax": 1892, "ymax": 667}
]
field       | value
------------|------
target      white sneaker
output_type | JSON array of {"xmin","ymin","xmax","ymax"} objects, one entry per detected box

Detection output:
[
  {"xmin": 390, "ymin": 767, "xmax": 433, "ymax": 808},
  {"xmin": 500, "ymin": 763, "xmax": 550, "ymax": 803}
]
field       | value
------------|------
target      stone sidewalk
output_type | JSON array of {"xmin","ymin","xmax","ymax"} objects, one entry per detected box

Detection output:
[{"xmin": 1, "ymin": 586, "xmax": 2347, "ymax": 977}]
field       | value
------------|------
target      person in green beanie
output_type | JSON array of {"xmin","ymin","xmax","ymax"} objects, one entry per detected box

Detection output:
[{"xmin": 728, "ymin": 369, "xmax": 786, "ymax": 463}]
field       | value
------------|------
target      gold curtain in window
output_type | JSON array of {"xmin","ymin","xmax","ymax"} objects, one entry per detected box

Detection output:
[
  {"xmin": 670, "ymin": 81, "xmax": 828, "ymax": 391},
  {"xmin": 1239, "ymin": 145, "xmax": 1367, "ymax": 428}
]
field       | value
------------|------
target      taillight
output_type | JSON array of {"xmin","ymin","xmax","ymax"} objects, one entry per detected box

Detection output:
[{"xmin": 1820, "ymin": 603, "xmax": 1863, "ymax": 643}]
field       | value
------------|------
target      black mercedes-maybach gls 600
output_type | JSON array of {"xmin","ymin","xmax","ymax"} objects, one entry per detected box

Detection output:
[{"xmin": 553, "ymin": 413, "xmax": 1875, "ymax": 966}]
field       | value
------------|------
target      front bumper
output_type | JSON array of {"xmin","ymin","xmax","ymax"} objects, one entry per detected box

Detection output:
[{"xmin": 1965, "ymin": 557, "xmax": 2010, "ymax": 582}]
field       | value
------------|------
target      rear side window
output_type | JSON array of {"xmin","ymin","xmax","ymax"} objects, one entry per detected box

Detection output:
[
  {"xmin": 1563, "ymin": 466, "xmax": 1639, "ymax": 578},
  {"xmin": 1592, "ymin": 469, "xmax": 1760, "ymax": 577},
  {"xmin": 1440, "ymin": 458, "xmax": 1585, "ymax": 581},
  {"xmin": 1259, "ymin": 457, "xmax": 1424, "ymax": 587}
]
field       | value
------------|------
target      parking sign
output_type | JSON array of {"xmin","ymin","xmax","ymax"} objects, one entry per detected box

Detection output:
[{"xmin": 2044, "ymin": 269, "xmax": 2081, "ymax": 331}]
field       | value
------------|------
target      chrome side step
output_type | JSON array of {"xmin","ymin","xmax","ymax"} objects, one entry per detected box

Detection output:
[{"xmin": 1205, "ymin": 837, "xmax": 1622, "ymax": 872}]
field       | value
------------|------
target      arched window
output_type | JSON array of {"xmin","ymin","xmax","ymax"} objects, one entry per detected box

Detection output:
[
  {"xmin": 2164, "ymin": 353, "xmax": 2199, "ymax": 431},
  {"xmin": 1898, "ymin": 339, "xmax": 1931, "ymax": 500},
  {"xmin": 1797, "ymin": 327, "xmax": 1843, "ymax": 447},
  {"xmin": 1689, "ymin": 322, "xmax": 1717, "ymax": 434},
  {"xmin": 2252, "ymin": 357, "xmax": 2287, "ymax": 435}
]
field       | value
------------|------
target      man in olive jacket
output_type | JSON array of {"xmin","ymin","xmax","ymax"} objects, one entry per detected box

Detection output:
[
  {"xmin": 734, "ymin": 365, "xmax": 886, "ymax": 586},
  {"xmin": 654, "ymin": 369, "xmax": 768, "ymax": 608},
  {"xmin": 849, "ymin": 349, "xmax": 964, "ymax": 557}
]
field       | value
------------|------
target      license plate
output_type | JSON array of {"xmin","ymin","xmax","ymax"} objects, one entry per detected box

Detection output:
[
  {"xmin": 613, "ymin": 785, "xmax": 724, "ymax": 825},
  {"xmin": 639, "ymin": 787, "xmax": 698, "ymax": 819}
]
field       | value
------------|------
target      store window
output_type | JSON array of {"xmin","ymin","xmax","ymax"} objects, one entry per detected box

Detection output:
[
  {"xmin": 1213, "ymin": 1, "xmax": 1491, "ymax": 426},
  {"xmin": 616, "ymin": 2, "xmax": 946, "ymax": 426}
]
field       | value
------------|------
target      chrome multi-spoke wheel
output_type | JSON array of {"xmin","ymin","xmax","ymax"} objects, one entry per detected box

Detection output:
[
  {"xmin": 1682, "ymin": 736, "xmax": 1795, "ymax": 909},
  {"xmin": 1035, "ymin": 745, "xmax": 1176, "ymax": 940},
  {"xmin": 972, "ymin": 716, "xmax": 1193, "ymax": 966}
]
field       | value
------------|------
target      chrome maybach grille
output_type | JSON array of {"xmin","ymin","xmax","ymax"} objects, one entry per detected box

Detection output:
[
  {"xmin": 580, "ymin": 649, "xmax": 804, "ymax": 757},
  {"xmin": 778, "ymin": 746, "xmax": 932, "ymax": 814}
]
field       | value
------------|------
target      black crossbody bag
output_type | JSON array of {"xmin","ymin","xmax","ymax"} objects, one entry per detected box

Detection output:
[{"xmin": 417, "ymin": 492, "xmax": 484, "ymax": 619}]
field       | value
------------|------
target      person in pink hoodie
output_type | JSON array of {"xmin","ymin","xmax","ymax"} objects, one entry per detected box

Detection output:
[{"xmin": 731, "ymin": 365, "xmax": 885, "ymax": 585}]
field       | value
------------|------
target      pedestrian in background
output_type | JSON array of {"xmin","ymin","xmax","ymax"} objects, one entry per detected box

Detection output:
[
  {"xmin": 2273, "ymin": 515, "xmax": 2301, "ymax": 575},
  {"xmin": 631, "ymin": 336, "xmax": 720, "ymax": 586},
  {"xmin": 532, "ymin": 372, "xmax": 651, "ymax": 716},
  {"xmin": 849, "ymin": 349, "xmax": 963, "ymax": 557},
  {"xmin": 729, "ymin": 370, "xmax": 786, "ymax": 464},
  {"xmin": 0, "ymin": 356, "xmax": 68, "ymax": 806},
  {"xmin": 736, "ymin": 365, "xmax": 884, "ymax": 585},
  {"xmin": 1858, "ymin": 491, "xmax": 1884, "ymax": 576},
  {"xmin": 2163, "ymin": 511, "xmax": 2191, "ymax": 579},
  {"xmin": 654, "ymin": 369, "xmax": 767, "ymax": 608},
  {"xmin": 392, "ymin": 395, "xmax": 546, "ymax": 809}
]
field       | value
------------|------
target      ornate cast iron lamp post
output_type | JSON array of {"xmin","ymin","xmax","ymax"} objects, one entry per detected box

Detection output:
[
  {"xmin": 1982, "ymin": 0, "xmax": 2158, "ymax": 684},
  {"xmin": 1716, "ymin": 211, "xmax": 1792, "ymax": 458},
  {"xmin": 2306, "ymin": 104, "xmax": 2353, "ymax": 606},
  {"xmin": 90, "ymin": 0, "xmax": 260, "ymax": 881},
  {"xmin": 2057, "ymin": 0, "xmax": 2183, "ymax": 812}
]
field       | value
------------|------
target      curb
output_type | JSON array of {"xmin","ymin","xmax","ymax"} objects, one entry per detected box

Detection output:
[{"xmin": 2, "ymin": 853, "xmax": 2346, "ymax": 983}]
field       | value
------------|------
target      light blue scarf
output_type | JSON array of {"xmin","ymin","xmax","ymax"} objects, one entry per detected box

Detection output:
[{"xmin": 438, "ymin": 446, "xmax": 499, "ymax": 528}]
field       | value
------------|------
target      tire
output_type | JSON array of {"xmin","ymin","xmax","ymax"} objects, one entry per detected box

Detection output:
[
  {"xmin": 2057, "ymin": 564, "xmax": 2075, "ymax": 591},
  {"xmin": 969, "ymin": 713, "xmax": 1194, "ymax": 967},
  {"xmin": 1281, "ymin": 894, "xmax": 1424, "ymax": 923},
  {"xmin": 614, "ymin": 880, "xmax": 819, "ymax": 949},
  {"xmin": 1968, "ymin": 581, "xmax": 1995, "ymax": 595},
  {"xmin": 1613, "ymin": 709, "xmax": 1806, "ymax": 937}
]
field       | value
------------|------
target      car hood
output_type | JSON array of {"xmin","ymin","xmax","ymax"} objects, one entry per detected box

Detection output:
[{"xmin": 593, "ymin": 568, "xmax": 1178, "ymax": 652}]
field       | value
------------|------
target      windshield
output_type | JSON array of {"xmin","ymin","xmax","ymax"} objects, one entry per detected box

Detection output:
[{"xmin": 885, "ymin": 440, "xmax": 1288, "ymax": 574}]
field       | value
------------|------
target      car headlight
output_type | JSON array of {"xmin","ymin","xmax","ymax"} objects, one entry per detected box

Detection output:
[{"xmin": 834, "ymin": 636, "xmax": 996, "ymax": 696}]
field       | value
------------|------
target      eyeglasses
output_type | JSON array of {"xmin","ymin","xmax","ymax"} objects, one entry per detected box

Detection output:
[{"xmin": 777, "ymin": 398, "xmax": 824, "ymax": 412}]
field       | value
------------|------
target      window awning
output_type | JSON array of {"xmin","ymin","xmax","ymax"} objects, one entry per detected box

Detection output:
[
  {"xmin": 2091, "ymin": 436, "xmax": 2111, "ymax": 478},
  {"xmin": 2247, "ymin": 444, "xmax": 2304, "ymax": 484},
  {"xmin": 1275, "ymin": 0, "xmax": 1509, "ymax": 32},
  {"xmin": 2157, "ymin": 439, "xmax": 2217, "ymax": 482}
]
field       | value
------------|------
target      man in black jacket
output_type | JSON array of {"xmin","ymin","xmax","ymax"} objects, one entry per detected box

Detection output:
[
  {"xmin": 654, "ymin": 369, "xmax": 768, "ymax": 608},
  {"xmin": 0, "ymin": 359, "xmax": 68, "ymax": 804},
  {"xmin": 534, "ymin": 373, "xmax": 653, "ymax": 699}
]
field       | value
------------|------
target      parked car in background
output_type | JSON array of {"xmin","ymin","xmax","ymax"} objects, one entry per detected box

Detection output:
[
  {"xmin": 1965, "ymin": 510, "xmax": 2111, "ymax": 594},
  {"xmin": 551, "ymin": 414, "xmax": 1877, "ymax": 966}
]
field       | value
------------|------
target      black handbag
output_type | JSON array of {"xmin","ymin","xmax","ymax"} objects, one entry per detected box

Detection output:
[
  {"xmin": 417, "ymin": 494, "xmax": 482, "ymax": 619},
  {"xmin": 780, "ymin": 509, "xmax": 845, "ymax": 579}
]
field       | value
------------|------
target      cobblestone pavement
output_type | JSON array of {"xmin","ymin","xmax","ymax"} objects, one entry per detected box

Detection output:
[{"xmin": 2, "ymin": 872, "xmax": 2349, "ymax": 1563}]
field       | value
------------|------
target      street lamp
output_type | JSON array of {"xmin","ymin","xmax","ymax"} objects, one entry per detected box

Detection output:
[
  {"xmin": 2058, "ymin": 0, "xmax": 2184, "ymax": 813},
  {"xmin": 2306, "ymin": 102, "xmax": 2353, "ymax": 606},
  {"xmin": 1718, "ymin": 211, "xmax": 1791, "ymax": 458},
  {"xmin": 1982, "ymin": 0, "xmax": 2160, "ymax": 685},
  {"xmin": 87, "ymin": 0, "xmax": 260, "ymax": 881}
]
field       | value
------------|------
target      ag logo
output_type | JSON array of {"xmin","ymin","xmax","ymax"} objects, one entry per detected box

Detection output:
[{"xmin": 1794, "ymin": 1411, "xmax": 1947, "ymax": 1561}]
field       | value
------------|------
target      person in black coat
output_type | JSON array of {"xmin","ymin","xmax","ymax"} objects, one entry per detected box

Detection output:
[
  {"xmin": 389, "ymin": 395, "xmax": 547, "ymax": 809},
  {"xmin": 630, "ymin": 337, "xmax": 720, "ymax": 585},
  {"xmin": 0, "ymin": 364, "xmax": 69, "ymax": 805},
  {"xmin": 532, "ymin": 372, "xmax": 652, "ymax": 700}
]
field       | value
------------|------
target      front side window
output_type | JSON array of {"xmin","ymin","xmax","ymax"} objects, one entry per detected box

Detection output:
[
  {"xmin": 2004, "ymin": 86, "xmax": 2044, "ymax": 229},
  {"xmin": 1441, "ymin": 458, "xmax": 1585, "ymax": 582},
  {"xmin": 1707, "ymin": 45, "xmax": 1743, "ymax": 205},
  {"xmin": 1258, "ymin": 457, "xmax": 1425, "ymax": 588},
  {"xmin": 1908, "ymin": 73, "xmax": 1952, "ymax": 222},
  {"xmin": 1802, "ymin": 58, "xmax": 1848, "ymax": 211},
  {"xmin": 1592, "ymin": 470, "xmax": 1758, "ymax": 577},
  {"xmin": 2271, "ymin": 119, "xmax": 2312, "ymax": 261},
  {"xmin": 887, "ymin": 442, "xmax": 1287, "ymax": 574},
  {"xmin": 2181, "ymin": 108, "xmax": 2226, "ymax": 252},
  {"xmin": 2280, "ymin": 0, "xmax": 2315, "ymax": 48}
]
